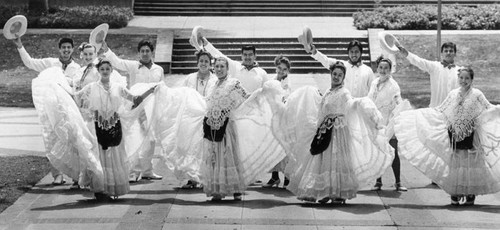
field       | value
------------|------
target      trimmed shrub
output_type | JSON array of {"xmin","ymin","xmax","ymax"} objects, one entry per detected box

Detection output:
[
  {"xmin": 353, "ymin": 4, "xmax": 500, "ymax": 30},
  {"xmin": 0, "ymin": 5, "xmax": 133, "ymax": 29}
]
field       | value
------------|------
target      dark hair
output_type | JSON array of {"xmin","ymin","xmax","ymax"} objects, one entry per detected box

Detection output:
[
  {"xmin": 376, "ymin": 55, "xmax": 392, "ymax": 69},
  {"xmin": 78, "ymin": 42, "xmax": 96, "ymax": 52},
  {"xmin": 274, "ymin": 55, "xmax": 291, "ymax": 70},
  {"xmin": 347, "ymin": 40, "xmax": 363, "ymax": 53},
  {"xmin": 214, "ymin": 57, "xmax": 229, "ymax": 67},
  {"xmin": 137, "ymin": 40, "xmax": 155, "ymax": 52},
  {"xmin": 441, "ymin": 42, "xmax": 457, "ymax": 53},
  {"xmin": 329, "ymin": 61, "xmax": 346, "ymax": 74},
  {"xmin": 58, "ymin": 37, "xmax": 74, "ymax": 48},
  {"xmin": 241, "ymin": 45, "xmax": 256, "ymax": 54},
  {"xmin": 195, "ymin": 50, "xmax": 213, "ymax": 63},
  {"xmin": 459, "ymin": 67, "xmax": 474, "ymax": 80},
  {"xmin": 96, "ymin": 58, "xmax": 112, "ymax": 69}
]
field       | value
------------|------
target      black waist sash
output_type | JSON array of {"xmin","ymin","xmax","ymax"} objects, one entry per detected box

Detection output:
[
  {"xmin": 95, "ymin": 120, "xmax": 122, "ymax": 150},
  {"xmin": 448, "ymin": 130, "xmax": 474, "ymax": 150},
  {"xmin": 203, "ymin": 117, "xmax": 229, "ymax": 142}
]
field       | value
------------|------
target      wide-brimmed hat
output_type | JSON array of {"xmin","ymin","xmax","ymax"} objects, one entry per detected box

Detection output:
[
  {"xmin": 89, "ymin": 23, "xmax": 109, "ymax": 51},
  {"xmin": 189, "ymin": 26, "xmax": 204, "ymax": 50},
  {"xmin": 379, "ymin": 32, "xmax": 400, "ymax": 54},
  {"xmin": 3, "ymin": 15, "xmax": 27, "ymax": 40},
  {"xmin": 297, "ymin": 26, "xmax": 313, "ymax": 52}
]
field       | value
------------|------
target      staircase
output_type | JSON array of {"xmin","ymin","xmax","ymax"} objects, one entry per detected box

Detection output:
[
  {"xmin": 169, "ymin": 37, "xmax": 370, "ymax": 74},
  {"xmin": 134, "ymin": 0, "xmax": 498, "ymax": 17}
]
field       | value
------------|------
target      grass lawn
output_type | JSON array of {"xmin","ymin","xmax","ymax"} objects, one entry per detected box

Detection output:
[
  {"xmin": 0, "ymin": 155, "xmax": 52, "ymax": 213},
  {"xmin": 393, "ymin": 34, "xmax": 500, "ymax": 108},
  {"xmin": 0, "ymin": 33, "xmax": 157, "ymax": 107}
]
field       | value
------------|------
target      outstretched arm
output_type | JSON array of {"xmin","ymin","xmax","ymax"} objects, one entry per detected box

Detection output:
[
  {"xmin": 101, "ymin": 41, "xmax": 137, "ymax": 72},
  {"xmin": 395, "ymin": 40, "xmax": 436, "ymax": 74},
  {"xmin": 309, "ymin": 44, "xmax": 338, "ymax": 70},
  {"xmin": 15, "ymin": 36, "xmax": 57, "ymax": 72}
]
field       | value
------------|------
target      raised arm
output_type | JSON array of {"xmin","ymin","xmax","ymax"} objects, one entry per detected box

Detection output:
[
  {"xmin": 309, "ymin": 44, "xmax": 338, "ymax": 70},
  {"xmin": 101, "ymin": 41, "xmax": 137, "ymax": 72},
  {"xmin": 14, "ymin": 36, "xmax": 57, "ymax": 72},
  {"xmin": 202, "ymin": 37, "xmax": 241, "ymax": 77},
  {"xmin": 395, "ymin": 41, "xmax": 436, "ymax": 74}
]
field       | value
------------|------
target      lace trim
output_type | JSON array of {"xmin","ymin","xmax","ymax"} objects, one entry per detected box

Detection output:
[
  {"xmin": 94, "ymin": 111, "xmax": 120, "ymax": 130},
  {"xmin": 206, "ymin": 79, "xmax": 247, "ymax": 130},
  {"xmin": 439, "ymin": 89, "xmax": 489, "ymax": 142}
]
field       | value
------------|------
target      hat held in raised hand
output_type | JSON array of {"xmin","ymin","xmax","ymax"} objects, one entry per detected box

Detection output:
[
  {"xmin": 3, "ymin": 15, "xmax": 28, "ymax": 40},
  {"xmin": 190, "ymin": 26, "xmax": 204, "ymax": 50},
  {"xmin": 379, "ymin": 32, "xmax": 400, "ymax": 54},
  {"xmin": 89, "ymin": 23, "xmax": 109, "ymax": 52},
  {"xmin": 297, "ymin": 26, "xmax": 313, "ymax": 53}
]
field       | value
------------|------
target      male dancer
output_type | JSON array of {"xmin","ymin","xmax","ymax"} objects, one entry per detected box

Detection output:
[
  {"xmin": 13, "ymin": 36, "xmax": 80, "ymax": 185},
  {"xmin": 102, "ymin": 40, "xmax": 164, "ymax": 182}
]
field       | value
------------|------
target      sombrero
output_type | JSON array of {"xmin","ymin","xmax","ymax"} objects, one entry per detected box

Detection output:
[
  {"xmin": 3, "ymin": 15, "xmax": 27, "ymax": 40},
  {"xmin": 379, "ymin": 32, "xmax": 400, "ymax": 54},
  {"xmin": 189, "ymin": 26, "xmax": 204, "ymax": 50},
  {"xmin": 89, "ymin": 23, "xmax": 109, "ymax": 52},
  {"xmin": 297, "ymin": 26, "xmax": 313, "ymax": 53}
]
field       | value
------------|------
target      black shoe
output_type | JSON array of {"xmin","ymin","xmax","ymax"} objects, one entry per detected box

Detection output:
[
  {"xmin": 262, "ymin": 178, "xmax": 280, "ymax": 188},
  {"xmin": 451, "ymin": 195, "xmax": 460, "ymax": 206},
  {"xmin": 464, "ymin": 195, "xmax": 475, "ymax": 206},
  {"xmin": 283, "ymin": 177, "xmax": 290, "ymax": 187}
]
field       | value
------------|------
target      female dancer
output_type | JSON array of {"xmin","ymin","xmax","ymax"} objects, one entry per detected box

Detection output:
[
  {"xmin": 395, "ymin": 67, "xmax": 500, "ymax": 205},
  {"xmin": 368, "ymin": 56, "xmax": 411, "ymax": 192},
  {"xmin": 263, "ymin": 55, "xmax": 291, "ymax": 188},
  {"xmin": 201, "ymin": 57, "xmax": 249, "ymax": 201},
  {"xmin": 271, "ymin": 62, "xmax": 393, "ymax": 204},
  {"xmin": 181, "ymin": 50, "xmax": 216, "ymax": 189},
  {"xmin": 73, "ymin": 59, "xmax": 156, "ymax": 201}
]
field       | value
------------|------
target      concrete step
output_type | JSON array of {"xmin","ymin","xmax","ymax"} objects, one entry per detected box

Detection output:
[
  {"xmin": 169, "ymin": 37, "xmax": 370, "ymax": 74},
  {"xmin": 134, "ymin": 11, "xmax": 355, "ymax": 17}
]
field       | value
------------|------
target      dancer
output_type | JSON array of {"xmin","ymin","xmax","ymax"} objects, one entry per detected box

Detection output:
[
  {"xmin": 395, "ymin": 67, "xmax": 500, "ymax": 205},
  {"xmin": 13, "ymin": 36, "xmax": 80, "ymax": 185},
  {"xmin": 396, "ymin": 41, "xmax": 462, "ymax": 186},
  {"xmin": 102, "ymin": 40, "xmax": 164, "ymax": 181},
  {"xmin": 270, "ymin": 62, "xmax": 393, "ymax": 204},
  {"xmin": 263, "ymin": 55, "xmax": 291, "ymax": 188},
  {"xmin": 181, "ymin": 50, "xmax": 216, "ymax": 189},
  {"xmin": 368, "ymin": 56, "xmax": 411, "ymax": 192},
  {"xmin": 183, "ymin": 50, "xmax": 217, "ymax": 97},
  {"xmin": 396, "ymin": 42, "xmax": 461, "ymax": 108},
  {"xmin": 73, "ymin": 59, "xmax": 157, "ymax": 200},
  {"xmin": 201, "ymin": 57, "xmax": 249, "ymax": 201},
  {"xmin": 304, "ymin": 39, "xmax": 374, "ymax": 97}
]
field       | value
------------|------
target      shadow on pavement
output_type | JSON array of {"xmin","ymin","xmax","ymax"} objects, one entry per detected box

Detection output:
[
  {"xmin": 357, "ymin": 190, "xmax": 403, "ymax": 198},
  {"xmin": 389, "ymin": 203, "xmax": 500, "ymax": 213},
  {"xmin": 300, "ymin": 202, "xmax": 387, "ymax": 214}
]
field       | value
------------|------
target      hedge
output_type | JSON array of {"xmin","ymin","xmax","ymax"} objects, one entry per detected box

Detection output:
[
  {"xmin": 0, "ymin": 5, "xmax": 133, "ymax": 29},
  {"xmin": 353, "ymin": 4, "xmax": 500, "ymax": 30}
]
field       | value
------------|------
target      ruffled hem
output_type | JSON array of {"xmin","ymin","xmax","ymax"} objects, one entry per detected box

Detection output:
[
  {"xmin": 394, "ymin": 108, "xmax": 452, "ymax": 185},
  {"xmin": 32, "ymin": 67, "xmax": 104, "ymax": 189}
]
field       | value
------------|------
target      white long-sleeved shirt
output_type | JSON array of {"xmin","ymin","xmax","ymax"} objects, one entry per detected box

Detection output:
[
  {"xmin": 183, "ymin": 72, "xmax": 217, "ymax": 97},
  {"xmin": 17, "ymin": 46, "xmax": 80, "ymax": 79},
  {"xmin": 104, "ymin": 49, "xmax": 164, "ymax": 87},
  {"xmin": 406, "ymin": 52, "xmax": 461, "ymax": 108},
  {"xmin": 311, "ymin": 50, "xmax": 375, "ymax": 98},
  {"xmin": 204, "ymin": 42, "xmax": 268, "ymax": 94}
]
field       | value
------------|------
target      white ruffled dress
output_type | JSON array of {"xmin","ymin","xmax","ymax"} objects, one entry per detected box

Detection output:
[
  {"xmin": 32, "ymin": 67, "xmax": 151, "ymax": 198},
  {"xmin": 395, "ymin": 88, "xmax": 500, "ymax": 196},
  {"xmin": 269, "ymin": 85, "xmax": 394, "ymax": 201}
]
